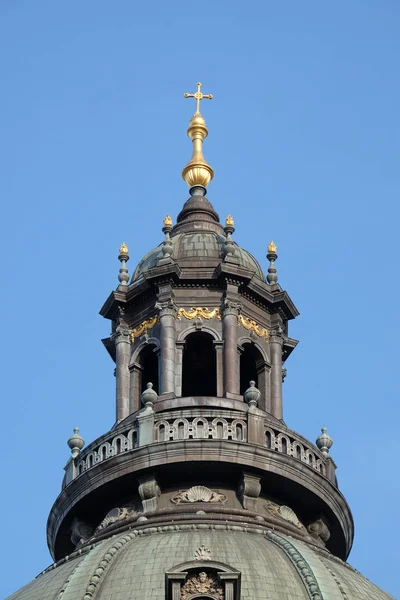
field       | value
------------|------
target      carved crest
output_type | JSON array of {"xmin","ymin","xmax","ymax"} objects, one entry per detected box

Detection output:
[
  {"xmin": 194, "ymin": 545, "xmax": 211, "ymax": 561},
  {"xmin": 171, "ymin": 485, "xmax": 227, "ymax": 505},
  {"xmin": 181, "ymin": 571, "xmax": 223, "ymax": 600}
]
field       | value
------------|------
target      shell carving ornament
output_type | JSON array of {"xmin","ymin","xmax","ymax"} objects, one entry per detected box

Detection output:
[
  {"xmin": 95, "ymin": 507, "xmax": 136, "ymax": 532},
  {"xmin": 181, "ymin": 572, "xmax": 223, "ymax": 600},
  {"xmin": 264, "ymin": 501, "xmax": 303, "ymax": 529},
  {"xmin": 171, "ymin": 485, "xmax": 227, "ymax": 504},
  {"xmin": 194, "ymin": 545, "xmax": 212, "ymax": 560}
]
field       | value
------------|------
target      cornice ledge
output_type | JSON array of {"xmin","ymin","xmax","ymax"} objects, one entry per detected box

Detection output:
[
  {"xmin": 48, "ymin": 441, "xmax": 353, "ymax": 559},
  {"xmin": 215, "ymin": 262, "xmax": 255, "ymax": 281},
  {"xmin": 142, "ymin": 262, "xmax": 182, "ymax": 283}
]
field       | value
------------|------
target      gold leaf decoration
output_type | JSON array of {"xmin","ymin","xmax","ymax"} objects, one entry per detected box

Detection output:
[
  {"xmin": 238, "ymin": 314, "xmax": 269, "ymax": 341},
  {"xmin": 177, "ymin": 307, "xmax": 221, "ymax": 320},
  {"xmin": 119, "ymin": 242, "xmax": 129, "ymax": 255},
  {"xmin": 225, "ymin": 214, "xmax": 234, "ymax": 226},
  {"xmin": 130, "ymin": 316, "xmax": 158, "ymax": 342},
  {"xmin": 267, "ymin": 240, "xmax": 277, "ymax": 253},
  {"xmin": 163, "ymin": 214, "xmax": 172, "ymax": 226}
]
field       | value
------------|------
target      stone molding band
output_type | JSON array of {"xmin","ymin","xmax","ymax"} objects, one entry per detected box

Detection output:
[{"xmin": 266, "ymin": 531, "xmax": 323, "ymax": 600}]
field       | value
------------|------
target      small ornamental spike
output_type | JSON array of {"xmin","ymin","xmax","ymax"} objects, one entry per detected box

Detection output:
[
  {"xmin": 316, "ymin": 427, "xmax": 333, "ymax": 456},
  {"xmin": 67, "ymin": 427, "xmax": 85, "ymax": 458},
  {"xmin": 162, "ymin": 215, "xmax": 173, "ymax": 259},
  {"xmin": 224, "ymin": 214, "xmax": 236, "ymax": 262},
  {"xmin": 118, "ymin": 243, "xmax": 130, "ymax": 286},
  {"xmin": 266, "ymin": 240, "xmax": 278, "ymax": 284}
]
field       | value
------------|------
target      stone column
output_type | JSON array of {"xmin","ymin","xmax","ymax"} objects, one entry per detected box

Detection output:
[
  {"xmin": 156, "ymin": 300, "xmax": 177, "ymax": 397},
  {"xmin": 175, "ymin": 341, "xmax": 185, "ymax": 397},
  {"xmin": 257, "ymin": 361, "xmax": 271, "ymax": 413},
  {"xmin": 270, "ymin": 330, "xmax": 283, "ymax": 420},
  {"xmin": 115, "ymin": 326, "xmax": 131, "ymax": 422},
  {"xmin": 222, "ymin": 300, "xmax": 241, "ymax": 397},
  {"xmin": 214, "ymin": 340, "xmax": 224, "ymax": 397},
  {"xmin": 129, "ymin": 363, "xmax": 143, "ymax": 414}
]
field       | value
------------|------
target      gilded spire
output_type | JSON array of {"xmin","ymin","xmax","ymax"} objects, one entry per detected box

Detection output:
[{"xmin": 182, "ymin": 82, "xmax": 214, "ymax": 190}]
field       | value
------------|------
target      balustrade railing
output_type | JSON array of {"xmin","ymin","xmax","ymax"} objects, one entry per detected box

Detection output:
[
  {"xmin": 74, "ymin": 426, "xmax": 138, "ymax": 477},
  {"xmin": 264, "ymin": 425, "xmax": 326, "ymax": 476},
  {"xmin": 65, "ymin": 409, "xmax": 330, "ymax": 486},
  {"xmin": 154, "ymin": 412, "xmax": 247, "ymax": 442}
]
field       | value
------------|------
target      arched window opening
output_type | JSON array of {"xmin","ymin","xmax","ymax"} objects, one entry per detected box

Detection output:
[
  {"xmin": 240, "ymin": 343, "xmax": 263, "ymax": 395},
  {"xmin": 182, "ymin": 332, "xmax": 216, "ymax": 396},
  {"xmin": 139, "ymin": 344, "xmax": 159, "ymax": 394}
]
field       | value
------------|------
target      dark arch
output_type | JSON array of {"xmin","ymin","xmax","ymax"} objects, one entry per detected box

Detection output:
[
  {"xmin": 240, "ymin": 342, "xmax": 264, "ymax": 395},
  {"xmin": 138, "ymin": 344, "xmax": 159, "ymax": 394},
  {"xmin": 182, "ymin": 332, "xmax": 216, "ymax": 396}
]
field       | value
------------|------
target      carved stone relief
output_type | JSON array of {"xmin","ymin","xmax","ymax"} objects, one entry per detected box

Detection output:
[
  {"xmin": 95, "ymin": 507, "xmax": 137, "ymax": 533},
  {"xmin": 194, "ymin": 545, "xmax": 211, "ymax": 561},
  {"xmin": 307, "ymin": 518, "xmax": 331, "ymax": 543},
  {"xmin": 171, "ymin": 486, "xmax": 227, "ymax": 505},
  {"xmin": 264, "ymin": 500, "xmax": 303, "ymax": 530},
  {"xmin": 70, "ymin": 518, "xmax": 93, "ymax": 547},
  {"xmin": 181, "ymin": 571, "xmax": 223, "ymax": 600}
]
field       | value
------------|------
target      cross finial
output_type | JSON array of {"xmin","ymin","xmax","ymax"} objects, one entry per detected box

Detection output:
[{"xmin": 184, "ymin": 82, "xmax": 213, "ymax": 114}]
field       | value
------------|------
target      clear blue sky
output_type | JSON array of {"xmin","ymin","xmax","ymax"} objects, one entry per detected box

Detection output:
[{"xmin": 1, "ymin": 1, "xmax": 399, "ymax": 598}]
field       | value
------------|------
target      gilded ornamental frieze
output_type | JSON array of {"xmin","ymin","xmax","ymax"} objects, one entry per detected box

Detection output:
[
  {"xmin": 130, "ymin": 315, "xmax": 158, "ymax": 341},
  {"xmin": 238, "ymin": 314, "xmax": 269, "ymax": 341},
  {"xmin": 177, "ymin": 306, "xmax": 222, "ymax": 320}
]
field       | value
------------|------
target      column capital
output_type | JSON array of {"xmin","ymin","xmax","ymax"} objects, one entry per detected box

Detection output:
[
  {"xmin": 155, "ymin": 299, "xmax": 178, "ymax": 317},
  {"xmin": 269, "ymin": 324, "xmax": 285, "ymax": 345},
  {"xmin": 221, "ymin": 298, "xmax": 241, "ymax": 317},
  {"xmin": 114, "ymin": 325, "xmax": 131, "ymax": 345}
]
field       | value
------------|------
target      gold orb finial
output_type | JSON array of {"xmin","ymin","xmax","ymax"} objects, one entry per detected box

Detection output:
[
  {"xmin": 163, "ymin": 215, "xmax": 172, "ymax": 227},
  {"xmin": 182, "ymin": 82, "xmax": 214, "ymax": 189},
  {"xmin": 119, "ymin": 242, "xmax": 129, "ymax": 255},
  {"xmin": 225, "ymin": 214, "xmax": 234, "ymax": 227},
  {"xmin": 268, "ymin": 240, "xmax": 277, "ymax": 254}
]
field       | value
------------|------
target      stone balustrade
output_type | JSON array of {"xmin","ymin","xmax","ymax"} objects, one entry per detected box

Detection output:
[
  {"xmin": 65, "ymin": 408, "xmax": 333, "ymax": 487},
  {"xmin": 154, "ymin": 410, "xmax": 247, "ymax": 442},
  {"xmin": 264, "ymin": 424, "xmax": 326, "ymax": 476},
  {"xmin": 71, "ymin": 426, "xmax": 139, "ymax": 483}
]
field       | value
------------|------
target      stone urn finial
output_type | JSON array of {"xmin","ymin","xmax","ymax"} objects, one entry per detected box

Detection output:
[
  {"xmin": 244, "ymin": 381, "xmax": 261, "ymax": 407},
  {"xmin": 67, "ymin": 428, "xmax": 85, "ymax": 458},
  {"xmin": 316, "ymin": 427, "xmax": 333, "ymax": 456},
  {"xmin": 141, "ymin": 382, "xmax": 158, "ymax": 407}
]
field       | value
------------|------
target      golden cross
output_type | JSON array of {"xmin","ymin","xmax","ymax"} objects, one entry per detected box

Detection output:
[{"xmin": 184, "ymin": 82, "xmax": 213, "ymax": 114}]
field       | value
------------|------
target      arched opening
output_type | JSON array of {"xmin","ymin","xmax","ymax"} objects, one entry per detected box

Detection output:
[
  {"xmin": 240, "ymin": 342, "xmax": 264, "ymax": 395},
  {"xmin": 139, "ymin": 344, "xmax": 159, "ymax": 394},
  {"xmin": 182, "ymin": 332, "xmax": 216, "ymax": 396}
]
